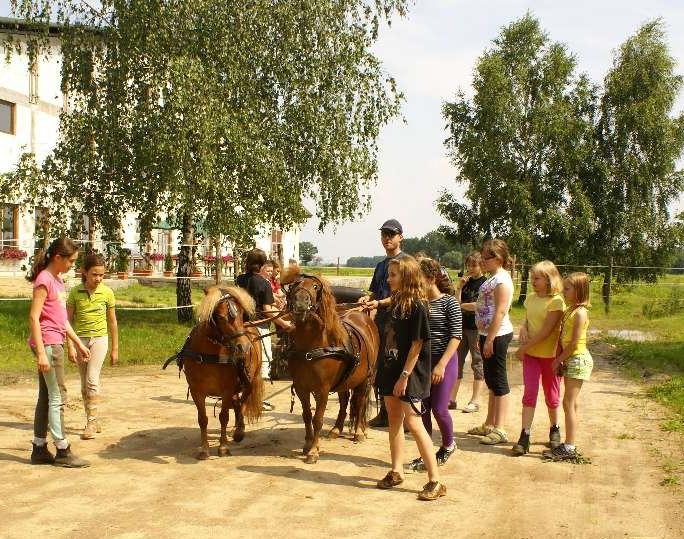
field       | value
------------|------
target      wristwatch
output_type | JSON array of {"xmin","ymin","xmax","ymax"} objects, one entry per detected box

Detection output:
[{"xmin": 400, "ymin": 370, "xmax": 410, "ymax": 378}]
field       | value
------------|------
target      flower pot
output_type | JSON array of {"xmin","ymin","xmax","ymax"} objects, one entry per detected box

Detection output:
[
  {"xmin": 191, "ymin": 271, "xmax": 203, "ymax": 278},
  {"xmin": 117, "ymin": 272, "xmax": 128, "ymax": 280},
  {"xmin": 163, "ymin": 271, "xmax": 173, "ymax": 278}
]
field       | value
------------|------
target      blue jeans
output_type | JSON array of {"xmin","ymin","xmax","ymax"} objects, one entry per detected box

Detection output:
[{"xmin": 33, "ymin": 344, "xmax": 66, "ymax": 443}]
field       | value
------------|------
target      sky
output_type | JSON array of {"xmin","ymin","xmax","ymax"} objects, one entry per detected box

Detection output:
[{"xmin": 2, "ymin": 0, "xmax": 684, "ymax": 262}]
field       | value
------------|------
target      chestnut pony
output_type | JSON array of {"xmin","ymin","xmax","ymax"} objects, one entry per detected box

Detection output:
[
  {"xmin": 282, "ymin": 268, "xmax": 379, "ymax": 464},
  {"xmin": 174, "ymin": 286, "xmax": 263, "ymax": 459}
]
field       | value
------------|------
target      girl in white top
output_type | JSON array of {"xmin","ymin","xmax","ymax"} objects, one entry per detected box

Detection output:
[{"xmin": 467, "ymin": 239, "xmax": 515, "ymax": 445}]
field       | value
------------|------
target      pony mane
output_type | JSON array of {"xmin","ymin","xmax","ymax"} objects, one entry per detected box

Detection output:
[
  {"xmin": 280, "ymin": 263, "xmax": 301, "ymax": 285},
  {"xmin": 317, "ymin": 277, "xmax": 347, "ymax": 344},
  {"xmin": 196, "ymin": 285, "xmax": 255, "ymax": 325}
]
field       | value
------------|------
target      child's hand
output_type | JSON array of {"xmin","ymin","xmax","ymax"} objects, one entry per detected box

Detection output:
[
  {"xmin": 515, "ymin": 347, "xmax": 525, "ymax": 361},
  {"xmin": 110, "ymin": 349, "xmax": 119, "ymax": 366},
  {"xmin": 518, "ymin": 326, "xmax": 528, "ymax": 345},
  {"xmin": 67, "ymin": 347, "xmax": 78, "ymax": 364},
  {"xmin": 37, "ymin": 354, "xmax": 50, "ymax": 373},
  {"xmin": 552, "ymin": 357, "xmax": 563, "ymax": 374},
  {"xmin": 482, "ymin": 339, "xmax": 494, "ymax": 359},
  {"xmin": 78, "ymin": 344, "xmax": 91, "ymax": 363},
  {"xmin": 393, "ymin": 376, "xmax": 408, "ymax": 397},
  {"xmin": 431, "ymin": 364, "xmax": 446, "ymax": 384}
]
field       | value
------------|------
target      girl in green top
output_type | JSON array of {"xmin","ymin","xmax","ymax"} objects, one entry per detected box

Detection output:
[
  {"xmin": 67, "ymin": 253, "xmax": 119, "ymax": 439},
  {"xmin": 547, "ymin": 272, "xmax": 592, "ymax": 461}
]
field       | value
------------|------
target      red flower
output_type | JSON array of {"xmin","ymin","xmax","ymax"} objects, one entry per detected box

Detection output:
[{"xmin": 0, "ymin": 247, "xmax": 28, "ymax": 260}]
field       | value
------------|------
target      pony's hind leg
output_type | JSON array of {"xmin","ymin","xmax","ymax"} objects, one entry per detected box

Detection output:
[
  {"xmin": 306, "ymin": 390, "xmax": 329, "ymax": 464},
  {"xmin": 190, "ymin": 389, "xmax": 210, "ymax": 460},
  {"xmin": 329, "ymin": 390, "xmax": 350, "ymax": 439},
  {"xmin": 350, "ymin": 378, "xmax": 371, "ymax": 443},
  {"xmin": 294, "ymin": 385, "xmax": 314, "ymax": 456},
  {"xmin": 218, "ymin": 398, "xmax": 231, "ymax": 457}
]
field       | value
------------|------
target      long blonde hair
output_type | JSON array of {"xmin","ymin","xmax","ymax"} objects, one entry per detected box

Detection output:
[
  {"xmin": 196, "ymin": 285, "xmax": 255, "ymax": 325},
  {"xmin": 530, "ymin": 260, "xmax": 563, "ymax": 296},
  {"xmin": 389, "ymin": 256, "xmax": 428, "ymax": 319},
  {"xmin": 564, "ymin": 272, "xmax": 591, "ymax": 307}
]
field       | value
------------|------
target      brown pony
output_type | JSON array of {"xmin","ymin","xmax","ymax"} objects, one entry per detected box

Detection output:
[
  {"xmin": 282, "ymin": 268, "xmax": 379, "ymax": 464},
  {"xmin": 179, "ymin": 286, "xmax": 263, "ymax": 459}
]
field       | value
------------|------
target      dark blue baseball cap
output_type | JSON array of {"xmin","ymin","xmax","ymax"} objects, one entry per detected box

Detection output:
[{"xmin": 379, "ymin": 219, "xmax": 403, "ymax": 235}]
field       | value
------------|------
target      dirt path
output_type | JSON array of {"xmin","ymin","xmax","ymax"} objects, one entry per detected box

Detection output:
[{"xmin": 1, "ymin": 350, "xmax": 682, "ymax": 538}]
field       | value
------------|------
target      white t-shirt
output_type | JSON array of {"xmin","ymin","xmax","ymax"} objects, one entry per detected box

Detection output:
[{"xmin": 475, "ymin": 270, "xmax": 514, "ymax": 337}]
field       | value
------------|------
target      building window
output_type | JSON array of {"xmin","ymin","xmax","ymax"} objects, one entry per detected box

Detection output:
[
  {"xmin": 0, "ymin": 100, "xmax": 15, "ymax": 135},
  {"xmin": 271, "ymin": 229, "xmax": 283, "ymax": 260},
  {"xmin": 1, "ymin": 204, "xmax": 18, "ymax": 248}
]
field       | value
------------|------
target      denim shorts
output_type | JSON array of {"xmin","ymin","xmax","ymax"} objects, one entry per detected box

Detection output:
[{"xmin": 563, "ymin": 352, "xmax": 593, "ymax": 381}]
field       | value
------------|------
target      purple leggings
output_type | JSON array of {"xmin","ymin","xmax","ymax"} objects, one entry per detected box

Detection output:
[{"xmin": 421, "ymin": 352, "xmax": 458, "ymax": 447}]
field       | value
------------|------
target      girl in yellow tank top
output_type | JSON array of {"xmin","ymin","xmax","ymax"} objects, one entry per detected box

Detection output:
[{"xmin": 546, "ymin": 272, "xmax": 592, "ymax": 462}]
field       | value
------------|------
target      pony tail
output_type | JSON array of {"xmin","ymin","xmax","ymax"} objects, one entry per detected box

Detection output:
[
  {"xmin": 26, "ymin": 250, "xmax": 49, "ymax": 282},
  {"xmin": 243, "ymin": 333, "xmax": 264, "ymax": 424}
]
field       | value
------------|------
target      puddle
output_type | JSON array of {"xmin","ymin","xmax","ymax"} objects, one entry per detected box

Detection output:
[{"xmin": 605, "ymin": 329, "xmax": 656, "ymax": 342}]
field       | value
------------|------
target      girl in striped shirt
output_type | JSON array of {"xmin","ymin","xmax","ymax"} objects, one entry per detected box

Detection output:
[{"xmin": 409, "ymin": 257, "xmax": 462, "ymax": 470}]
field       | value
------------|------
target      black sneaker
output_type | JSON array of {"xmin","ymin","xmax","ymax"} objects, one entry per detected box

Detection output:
[
  {"xmin": 447, "ymin": 400, "xmax": 457, "ymax": 410},
  {"xmin": 543, "ymin": 444, "xmax": 577, "ymax": 462},
  {"xmin": 549, "ymin": 425, "xmax": 561, "ymax": 448},
  {"xmin": 54, "ymin": 445, "xmax": 90, "ymax": 468},
  {"xmin": 407, "ymin": 456, "xmax": 426, "ymax": 472},
  {"xmin": 435, "ymin": 444, "xmax": 456, "ymax": 465},
  {"xmin": 30, "ymin": 443, "xmax": 55, "ymax": 465},
  {"xmin": 511, "ymin": 430, "xmax": 530, "ymax": 456}
]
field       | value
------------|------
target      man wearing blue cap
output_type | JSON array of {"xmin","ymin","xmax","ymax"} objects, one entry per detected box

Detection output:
[{"xmin": 360, "ymin": 219, "xmax": 409, "ymax": 428}]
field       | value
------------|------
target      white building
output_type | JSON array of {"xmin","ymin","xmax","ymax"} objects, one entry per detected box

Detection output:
[{"xmin": 0, "ymin": 18, "xmax": 299, "ymax": 276}]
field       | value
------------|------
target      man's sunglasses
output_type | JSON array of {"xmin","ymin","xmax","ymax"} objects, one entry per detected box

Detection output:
[{"xmin": 380, "ymin": 230, "xmax": 399, "ymax": 238}]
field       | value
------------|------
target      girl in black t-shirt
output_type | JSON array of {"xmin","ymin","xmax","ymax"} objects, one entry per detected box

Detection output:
[{"xmin": 366, "ymin": 255, "xmax": 446, "ymax": 501}]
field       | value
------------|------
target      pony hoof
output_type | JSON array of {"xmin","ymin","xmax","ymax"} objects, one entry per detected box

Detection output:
[
  {"xmin": 353, "ymin": 433, "xmax": 366, "ymax": 443},
  {"xmin": 218, "ymin": 445, "xmax": 231, "ymax": 457},
  {"xmin": 328, "ymin": 428, "xmax": 341, "ymax": 439},
  {"xmin": 196, "ymin": 450, "xmax": 210, "ymax": 460},
  {"xmin": 303, "ymin": 445, "xmax": 312, "ymax": 455},
  {"xmin": 233, "ymin": 430, "xmax": 245, "ymax": 443},
  {"xmin": 304, "ymin": 454, "xmax": 319, "ymax": 464}
]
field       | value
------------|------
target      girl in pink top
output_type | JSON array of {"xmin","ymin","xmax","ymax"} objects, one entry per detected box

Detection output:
[{"xmin": 27, "ymin": 238, "xmax": 91, "ymax": 468}]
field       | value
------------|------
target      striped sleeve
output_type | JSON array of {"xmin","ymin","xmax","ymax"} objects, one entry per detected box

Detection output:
[{"xmin": 445, "ymin": 295, "xmax": 462, "ymax": 340}]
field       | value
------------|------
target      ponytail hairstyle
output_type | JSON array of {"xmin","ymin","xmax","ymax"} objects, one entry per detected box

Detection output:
[
  {"xmin": 81, "ymin": 252, "xmax": 107, "ymax": 283},
  {"xmin": 26, "ymin": 237, "xmax": 80, "ymax": 282},
  {"xmin": 481, "ymin": 239, "xmax": 513, "ymax": 270},
  {"xmin": 418, "ymin": 257, "xmax": 454, "ymax": 295},
  {"xmin": 244, "ymin": 248, "xmax": 268, "ymax": 274},
  {"xmin": 389, "ymin": 255, "xmax": 428, "ymax": 319}
]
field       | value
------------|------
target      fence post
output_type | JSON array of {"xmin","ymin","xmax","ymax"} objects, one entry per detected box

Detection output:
[
  {"xmin": 604, "ymin": 256, "xmax": 613, "ymax": 314},
  {"xmin": 336, "ymin": 257, "xmax": 340, "ymax": 276},
  {"xmin": 511, "ymin": 255, "xmax": 516, "ymax": 281}
]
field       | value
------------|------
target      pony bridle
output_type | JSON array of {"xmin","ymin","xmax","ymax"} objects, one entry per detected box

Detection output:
[
  {"xmin": 284, "ymin": 274, "xmax": 324, "ymax": 321},
  {"xmin": 209, "ymin": 292, "xmax": 253, "ymax": 354}
]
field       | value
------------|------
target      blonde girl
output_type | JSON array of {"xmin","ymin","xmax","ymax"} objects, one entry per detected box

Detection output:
[
  {"xmin": 467, "ymin": 239, "xmax": 515, "ymax": 445},
  {"xmin": 512, "ymin": 261, "xmax": 565, "ymax": 455},
  {"xmin": 367, "ymin": 255, "xmax": 446, "ymax": 501},
  {"xmin": 67, "ymin": 252, "xmax": 119, "ymax": 439},
  {"xmin": 546, "ymin": 272, "xmax": 593, "ymax": 461},
  {"xmin": 27, "ymin": 237, "xmax": 91, "ymax": 467}
]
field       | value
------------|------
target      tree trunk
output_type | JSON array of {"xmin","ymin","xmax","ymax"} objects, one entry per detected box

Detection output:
[
  {"xmin": 176, "ymin": 212, "xmax": 194, "ymax": 323},
  {"xmin": 214, "ymin": 237, "xmax": 221, "ymax": 286},
  {"xmin": 517, "ymin": 265, "xmax": 529, "ymax": 306}
]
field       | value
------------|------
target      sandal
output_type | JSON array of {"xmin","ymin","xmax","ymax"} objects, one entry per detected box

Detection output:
[
  {"xmin": 377, "ymin": 471, "xmax": 404, "ymax": 489},
  {"xmin": 461, "ymin": 402, "xmax": 480, "ymax": 413},
  {"xmin": 467, "ymin": 423, "xmax": 493, "ymax": 436},
  {"xmin": 480, "ymin": 428, "xmax": 508, "ymax": 445},
  {"xmin": 417, "ymin": 481, "xmax": 446, "ymax": 501}
]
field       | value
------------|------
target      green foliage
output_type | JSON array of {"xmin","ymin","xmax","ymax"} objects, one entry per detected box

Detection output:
[
  {"xmin": 642, "ymin": 288, "xmax": 684, "ymax": 319},
  {"xmin": 439, "ymin": 15, "xmax": 684, "ymax": 283},
  {"xmin": 299, "ymin": 241, "xmax": 318, "ymax": 266},
  {"xmin": 440, "ymin": 14, "xmax": 586, "ymax": 261},
  {"xmin": 402, "ymin": 229, "xmax": 463, "ymax": 261},
  {"xmin": 346, "ymin": 256, "xmax": 385, "ymax": 268}
]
